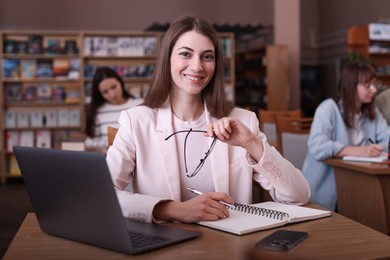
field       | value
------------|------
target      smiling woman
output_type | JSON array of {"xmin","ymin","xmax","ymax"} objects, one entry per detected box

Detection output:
[{"xmin": 105, "ymin": 14, "xmax": 310, "ymax": 225}]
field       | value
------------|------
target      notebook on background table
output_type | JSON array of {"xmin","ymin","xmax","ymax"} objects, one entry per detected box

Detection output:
[
  {"xmin": 342, "ymin": 152, "xmax": 388, "ymax": 163},
  {"xmin": 13, "ymin": 146, "xmax": 201, "ymax": 255}
]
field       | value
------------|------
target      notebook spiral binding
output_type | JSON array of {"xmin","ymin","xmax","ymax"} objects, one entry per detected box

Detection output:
[{"xmin": 233, "ymin": 203, "xmax": 290, "ymax": 220}]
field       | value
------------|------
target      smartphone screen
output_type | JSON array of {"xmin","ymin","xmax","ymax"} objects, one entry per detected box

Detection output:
[{"xmin": 255, "ymin": 230, "xmax": 308, "ymax": 252}]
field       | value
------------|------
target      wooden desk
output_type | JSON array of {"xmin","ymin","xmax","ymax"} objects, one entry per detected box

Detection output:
[
  {"xmin": 326, "ymin": 158, "xmax": 390, "ymax": 234},
  {"xmin": 4, "ymin": 212, "xmax": 390, "ymax": 259}
]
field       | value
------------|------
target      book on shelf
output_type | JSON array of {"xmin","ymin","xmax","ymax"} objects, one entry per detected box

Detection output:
[
  {"xmin": 53, "ymin": 59, "xmax": 70, "ymax": 78},
  {"xmin": 86, "ymin": 37, "xmax": 108, "ymax": 56},
  {"xmin": 6, "ymin": 131, "xmax": 19, "ymax": 152},
  {"xmin": 45, "ymin": 109, "xmax": 58, "ymax": 127},
  {"xmin": 3, "ymin": 39, "xmax": 17, "ymax": 54},
  {"xmin": 68, "ymin": 59, "xmax": 80, "ymax": 79},
  {"xmin": 117, "ymin": 37, "xmax": 132, "ymax": 56},
  {"xmin": 58, "ymin": 109, "xmax": 70, "ymax": 126},
  {"xmin": 5, "ymin": 110, "xmax": 17, "ymax": 128},
  {"xmin": 24, "ymin": 85, "xmax": 37, "ymax": 101},
  {"xmin": 16, "ymin": 111, "xmax": 30, "ymax": 128},
  {"xmin": 2, "ymin": 59, "xmax": 20, "ymax": 78},
  {"xmin": 4, "ymin": 83, "xmax": 23, "ymax": 102},
  {"xmin": 36, "ymin": 59, "xmax": 53, "ymax": 78},
  {"xmin": 21, "ymin": 59, "xmax": 37, "ymax": 79},
  {"xmin": 46, "ymin": 38, "xmax": 61, "ymax": 54},
  {"xmin": 36, "ymin": 84, "xmax": 52, "ymax": 101},
  {"xmin": 28, "ymin": 35, "xmax": 43, "ymax": 54},
  {"xmin": 221, "ymin": 37, "xmax": 231, "ymax": 58},
  {"xmin": 196, "ymin": 201, "xmax": 331, "ymax": 235},
  {"xmin": 84, "ymin": 83, "xmax": 92, "ymax": 104},
  {"xmin": 52, "ymin": 85, "xmax": 66, "ymax": 101},
  {"xmin": 64, "ymin": 39, "xmax": 79, "ymax": 54},
  {"xmin": 68, "ymin": 109, "xmax": 81, "ymax": 126},
  {"xmin": 16, "ymin": 41, "xmax": 28, "ymax": 54},
  {"xmin": 143, "ymin": 37, "xmax": 157, "ymax": 55},
  {"xmin": 65, "ymin": 86, "xmax": 80, "ymax": 103},
  {"xmin": 106, "ymin": 37, "xmax": 119, "ymax": 56},
  {"xmin": 36, "ymin": 130, "xmax": 52, "ymax": 148},
  {"xmin": 84, "ymin": 64, "xmax": 97, "ymax": 79},
  {"xmin": 342, "ymin": 153, "xmax": 388, "ymax": 163},
  {"xmin": 19, "ymin": 130, "xmax": 34, "ymax": 147},
  {"xmin": 30, "ymin": 110, "xmax": 44, "ymax": 127},
  {"xmin": 61, "ymin": 141, "xmax": 85, "ymax": 151}
]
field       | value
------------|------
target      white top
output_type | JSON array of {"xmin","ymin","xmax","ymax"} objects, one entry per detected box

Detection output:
[
  {"xmin": 84, "ymin": 98, "xmax": 143, "ymax": 148},
  {"xmin": 349, "ymin": 113, "xmax": 365, "ymax": 145},
  {"xmin": 172, "ymin": 111, "xmax": 215, "ymax": 201}
]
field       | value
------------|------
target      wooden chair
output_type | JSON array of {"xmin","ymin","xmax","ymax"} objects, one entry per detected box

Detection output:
[
  {"xmin": 107, "ymin": 126, "xmax": 118, "ymax": 146},
  {"xmin": 258, "ymin": 109, "xmax": 301, "ymax": 150},
  {"xmin": 275, "ymin": 116, "xmax": 313, "ymax": 170}
]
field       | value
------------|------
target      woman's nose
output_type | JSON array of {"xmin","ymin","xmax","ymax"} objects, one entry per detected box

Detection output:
[{"xmin": 190, "ymin": 57, "xmax": 203, "ymax": 71}]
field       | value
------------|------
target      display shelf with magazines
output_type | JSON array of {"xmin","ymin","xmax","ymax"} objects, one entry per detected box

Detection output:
[{"xmin": 0, "ymin": 30, "xmax": 83, "ymax": 184}]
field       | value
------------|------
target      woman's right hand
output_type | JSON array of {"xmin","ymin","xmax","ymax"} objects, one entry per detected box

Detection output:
[
  {"xmin": 337, "ymin": 144, "xmax": 384, "ymax": 157},
  {"xmin": 152, "ymin": 192, "xmax": 234, "ymax": 223}
]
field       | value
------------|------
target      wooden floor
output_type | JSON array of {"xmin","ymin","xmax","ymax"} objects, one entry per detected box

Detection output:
[{"xmin": 0, "ymin": 179, "xmax": 33, "ymax": 258}]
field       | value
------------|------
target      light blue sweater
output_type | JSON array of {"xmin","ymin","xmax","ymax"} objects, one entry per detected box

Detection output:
[{"xmin": 302, "ymin": 98, "xmax": 390, "ymax": 210}]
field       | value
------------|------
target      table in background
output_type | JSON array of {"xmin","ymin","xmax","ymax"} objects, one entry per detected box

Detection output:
[
  {"xmin": 4, "ymin": 211, "xmax": 390, "ymax": 259},
  {"xmin": 326, "ymin": 158, "xmax": 390, "ymax": 234}
]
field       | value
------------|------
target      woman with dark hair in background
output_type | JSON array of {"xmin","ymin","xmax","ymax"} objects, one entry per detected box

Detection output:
[
  {"xmin": 302, "ymin": 60, "xmax": 390, "ymax": 211},
  {"xmin": 84, "ymin": 67, "xmax": 143, "ymax": 150}
]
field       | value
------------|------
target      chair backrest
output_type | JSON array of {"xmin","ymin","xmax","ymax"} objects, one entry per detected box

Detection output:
[
  {"xmin": 375, "ymin": 88, "xmax": 390, "ymax": 125},
  {"xmin": 275, "ymin": 116, "xmax": 313, "ymax": 170},
  {"xmin": 258, "ymin": 109, "xmax": 302, "ymax": 150},
  {"xmin": 107, "ymin": 126, "xmax": 118, "ymax": 146}
]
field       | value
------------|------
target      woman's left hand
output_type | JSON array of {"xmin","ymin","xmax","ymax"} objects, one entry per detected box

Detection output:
[
  {"xmin": 206, "ymin": 117, "xmax": 252, "ymax": 147},
  {"xmin": 206, "ymin": 117, "xmax": 264, "ymax": 161}
]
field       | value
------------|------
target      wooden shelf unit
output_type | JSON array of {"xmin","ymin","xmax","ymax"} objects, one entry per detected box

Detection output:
[
  {"xmin": 348, "ymin": 24, "xmax": 390, "ymax": 87},
  {"xmin": 0, "ymin": 30, "xmax": 235, "ymax": 184},
  {"xmin": 235, "ymin": 45, "xmax": 289, "ymax": 112},
  {"xmin": 1, "ymin": 30, "xmax": 84, "ymax": 183}
]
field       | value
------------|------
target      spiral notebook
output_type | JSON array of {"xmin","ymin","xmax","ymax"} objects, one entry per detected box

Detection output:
[{"xmin": 197, "ymin": 201, "xmax": 331, "ymax": 235}]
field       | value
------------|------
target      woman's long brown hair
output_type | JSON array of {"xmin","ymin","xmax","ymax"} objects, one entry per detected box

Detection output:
[{"xmin": 338, "ymin": 60, "xmax": 377, "ymax": 128}]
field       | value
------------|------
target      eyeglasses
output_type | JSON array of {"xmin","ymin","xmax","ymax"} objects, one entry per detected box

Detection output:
[
  {"xmin": 361, "ymin": 80, "xmax": 382, "ymax": 91},
  {"xmin": 165, "ymin": 128, "xmax": 217, "ymax": 178}
]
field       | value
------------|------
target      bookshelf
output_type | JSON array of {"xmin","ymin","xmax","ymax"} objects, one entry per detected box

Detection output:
[
  {"xmin": 348, "ymin": 23, "xmax": 390, "ymax": 88},
  {"xmin": 0, "ymin": 30, "xmax": 83, "ymax": 183},
  {"xmin": 235, "ymin": 45, "xmax": 289, "ymax": 113},
  {"xmin": 0, "ymin": 30, "xmax": 235, "ymax": 184}
]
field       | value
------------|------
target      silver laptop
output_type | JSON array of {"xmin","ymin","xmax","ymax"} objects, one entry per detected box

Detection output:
[{"xmin": 13, "ymin": 146, "xmax": 201, "ymax": 255}]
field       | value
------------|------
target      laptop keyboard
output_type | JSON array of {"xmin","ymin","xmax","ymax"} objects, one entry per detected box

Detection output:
[{"xmin": 129, "ymin": 231, "xmax": 171, "ymax": 248}]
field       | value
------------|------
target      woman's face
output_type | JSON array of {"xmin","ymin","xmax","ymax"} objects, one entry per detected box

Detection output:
[
  {"xmin": 356, "ymin": 79, "xmax": 378, "ymax": 107},
  {"xmin": 170, "ymin": 30, "xmax": 215, "ymax": 98},
  {"xmin": 98, "ymin": 78, "xmax": 125, "ymax": 105}
]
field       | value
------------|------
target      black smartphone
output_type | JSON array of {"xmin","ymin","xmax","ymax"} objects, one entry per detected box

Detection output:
[{"xmin": 255, "ymin": 230, "xmax": 308, "ymax": 252}]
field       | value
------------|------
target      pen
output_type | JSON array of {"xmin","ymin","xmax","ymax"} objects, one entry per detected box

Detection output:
[
  {"xmin": 368, "ymin": 138, "xmax": 376, "ymax": 144},
  {"xmin": 186, "ymin": 187, "xmax": 236, "ymax": 209}
]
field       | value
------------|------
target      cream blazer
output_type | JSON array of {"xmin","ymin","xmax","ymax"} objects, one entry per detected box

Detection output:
[{"xmin": 106, "ymin": 100, "xmax": 310, "ymax": 222}]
